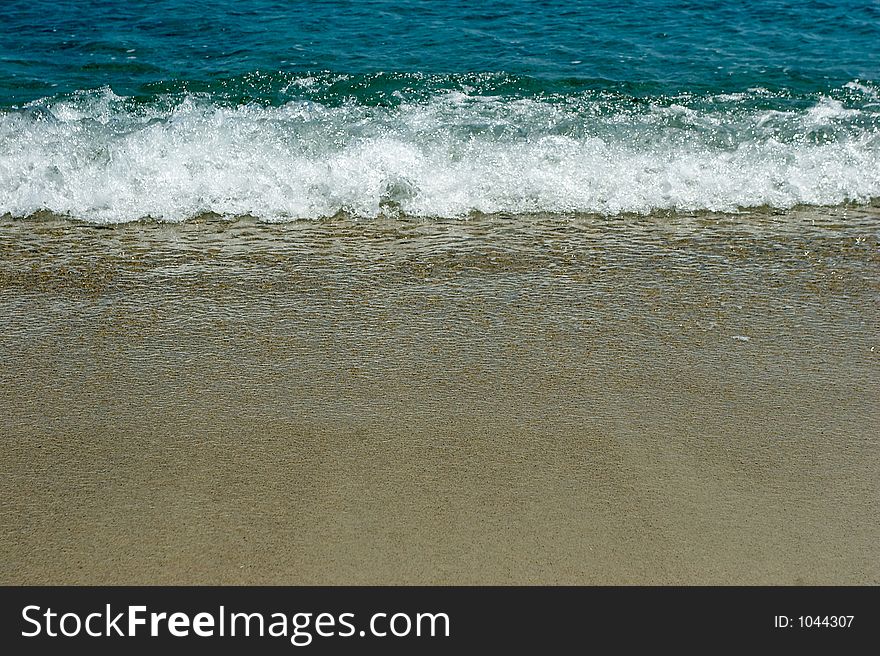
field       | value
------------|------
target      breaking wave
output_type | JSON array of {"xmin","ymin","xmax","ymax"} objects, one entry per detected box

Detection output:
[{"xmin": 2, "ymin": 78, "xmax": 879, "ymax": 222}]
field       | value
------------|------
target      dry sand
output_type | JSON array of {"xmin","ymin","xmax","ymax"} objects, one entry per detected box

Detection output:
[{"xmin": 1, "ymin": 209, "xmax": 878, "ymax": 584}]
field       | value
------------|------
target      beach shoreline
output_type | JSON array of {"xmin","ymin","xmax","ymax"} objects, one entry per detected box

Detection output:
[{"xmin": 1, "ymin": 210, "xmax": 878, "ymax": 584}]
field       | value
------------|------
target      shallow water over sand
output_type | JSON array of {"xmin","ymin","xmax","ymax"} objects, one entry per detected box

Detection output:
[{"xmin": 1, "ymin": 209, "xmax": 878, "ymax": 584}]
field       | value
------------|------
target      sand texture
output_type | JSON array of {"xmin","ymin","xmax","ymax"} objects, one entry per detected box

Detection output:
[{"xmin": 1, "ymin": 210, "xmax": 878, "ymax": 584}]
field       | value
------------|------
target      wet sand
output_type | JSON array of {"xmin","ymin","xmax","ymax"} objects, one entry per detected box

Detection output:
[{"xmin": 1, "ymin": 209, "xmax": 878, "ymax": 584}]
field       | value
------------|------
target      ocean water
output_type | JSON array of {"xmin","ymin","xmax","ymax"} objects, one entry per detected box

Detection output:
[{"xmin": 1, "ymin": 0, "xmax": 879, "ymax": 222}]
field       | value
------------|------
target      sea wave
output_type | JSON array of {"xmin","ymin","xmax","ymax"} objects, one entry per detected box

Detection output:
[{"xmin": 1, "ymin": 82, "xmax": 879, "ymax": 222}]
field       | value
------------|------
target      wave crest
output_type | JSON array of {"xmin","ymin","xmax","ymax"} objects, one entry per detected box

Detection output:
[{"xmin": 1, "ymin": 83, "xmax": 879, "ymax": 222}]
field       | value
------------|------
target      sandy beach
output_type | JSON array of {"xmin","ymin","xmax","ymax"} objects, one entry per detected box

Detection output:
[{"xmin": 1, "ymin": 209, "xmax": 878, "ymax": 584}]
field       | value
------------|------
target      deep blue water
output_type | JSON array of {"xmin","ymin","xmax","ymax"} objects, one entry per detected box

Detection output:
[
  {"xmin": 2, "ymin": 0, "xmax": 879, "ymax": 102},
  {"xmin": 1, "ymin": 0, "xmax": 879, "ymax": 221}
]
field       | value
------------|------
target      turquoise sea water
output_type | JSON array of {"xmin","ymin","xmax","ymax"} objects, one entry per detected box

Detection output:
[{"xmin": 1, "ymin": 0, "xmax": 879, "ymax": 221}]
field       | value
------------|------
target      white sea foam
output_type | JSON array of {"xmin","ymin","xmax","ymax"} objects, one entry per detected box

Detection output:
[
  {"xmin": 803, "ymin": 97, "xmax": 860, "ymax": 125},
  {"xmin": 1, "ymin": 88, "xmax": 878, "ymax": 222},
  {"xmin": 844, "ymin": 80, "xmax": 880, "ymax": 101}
]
